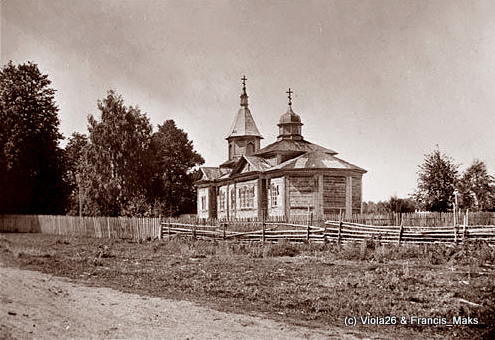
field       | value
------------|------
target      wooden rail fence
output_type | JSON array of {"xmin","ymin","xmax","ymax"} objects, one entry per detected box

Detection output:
[
  {"xmin": 161, "ymin": 220, "xmax": 495, "ymax": 245},
  {"xmin": 161, "ymin": 221, "xmax": 324, "ymax": 242},
  {"xmin": 324, "ymin": 221, "xmax": 495, "ymax": 245}
]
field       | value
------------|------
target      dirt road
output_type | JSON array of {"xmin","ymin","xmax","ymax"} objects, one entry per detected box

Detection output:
[{"xmin": 0, "ymin": 262, "xmax": 375, "ymax": 340}]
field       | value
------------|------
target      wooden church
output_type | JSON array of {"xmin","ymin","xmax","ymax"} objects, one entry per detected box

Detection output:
[{"xmin": 195, "ymin": 77, "xmax": 366, "ymax": 221}]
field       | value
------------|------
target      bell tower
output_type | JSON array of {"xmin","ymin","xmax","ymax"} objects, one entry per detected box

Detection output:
[{"xmin": 222, "ymin": 76, "xmax": 263, "ymax": 168}]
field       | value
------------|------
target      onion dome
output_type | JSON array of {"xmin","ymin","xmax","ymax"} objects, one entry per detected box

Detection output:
[{"xmin": 277, "ymin": 88, "xmax": 303, "ymax": 141}]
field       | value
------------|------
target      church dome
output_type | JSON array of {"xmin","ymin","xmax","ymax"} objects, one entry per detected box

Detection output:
[
  {"xmin": 278, "ymin": 106, "xmax": 302, "ymax": 125},
  {"xmin": 277, "ymin": 89, "xmax": 303, "ymax": 141}
]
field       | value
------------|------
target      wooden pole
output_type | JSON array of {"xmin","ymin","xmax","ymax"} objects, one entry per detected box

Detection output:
[
  {"xmin": 453, "ymin": 192, "xmax": 458, "ymax": 243},
  {"xmin": 398, "ymin": 218, "xmax": 404, "ymax": 247},
  {"xmin": 462, "ymin": 223, "xmax": 467, "ymax": 243},
  {"xmin": 107, "ymin": 216, "xmax": 111, "ymax": 238},
  {"xmin": 158, "ymin": 216, "xmax": 162, "ymax": 240},
  {"xmin": 307, "ymin": 212, "xmax": 312, "ymax": 242},
  {"xmin": 223, "ymin": 222, "xmax": 227, "ymax": 240}
]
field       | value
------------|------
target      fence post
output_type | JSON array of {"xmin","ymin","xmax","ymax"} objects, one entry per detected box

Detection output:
[
  {"xmin": 398, "ymin": 219, "xmax": 404, "ymax": 247},
  {"xmin": 337, "ymin": 221, "xmax": 342, "ymax": 250},
  {"xmin": 307, "ymin": 212, "xmax": 312, "ymax": 243},
  {"xmin": 323, "ymin": 220, "xmax": 328, "ymax": 243},
  {"xmin": 223, "ymin": 222, "xmax": 227, "ymax": 240},
  {"xmin": 262, "ymin": 220, "xmax": 266, "ymax": 243},
  {"xmin": 462, "ymin": 223, "xmax": 468, "ymax": 243}
]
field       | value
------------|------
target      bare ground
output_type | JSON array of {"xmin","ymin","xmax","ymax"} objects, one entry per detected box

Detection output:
[
  {"xmin": 1, "ymin": 233, "xmax": 493, "ymax": 339},
  {"xmin": 0, "ymin": 261, "xmax": 376, "ymax": 340}
]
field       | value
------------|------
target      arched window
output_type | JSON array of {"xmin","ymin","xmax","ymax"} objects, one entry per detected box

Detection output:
[
  {"xmin": 246, "ymin": 142, "xmax": 254, "ymax": 155},
  {"xmin": 229, "ymin": 143, "xmax": 233, "ymax": 160}
]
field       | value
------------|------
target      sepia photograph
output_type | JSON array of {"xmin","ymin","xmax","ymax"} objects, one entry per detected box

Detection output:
[{"xmin": 1, "ymin": 1, "xmax": 494, "ymax": 339}]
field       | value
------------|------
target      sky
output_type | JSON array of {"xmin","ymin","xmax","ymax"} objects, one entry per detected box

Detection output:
[{"xmin": 1, "ymin": 0, "xmax": 494, "ymax": 202}]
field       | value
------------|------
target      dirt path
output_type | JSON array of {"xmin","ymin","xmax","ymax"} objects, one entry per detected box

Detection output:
[{"xmin": 0, "ymin": 262, "xmax": 376, "ymax": 340}]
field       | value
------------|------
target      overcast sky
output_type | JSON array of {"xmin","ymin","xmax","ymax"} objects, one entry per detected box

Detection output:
[{"xmin": 2, "ymin": 0, "xmax": 494, "ymax": 202}]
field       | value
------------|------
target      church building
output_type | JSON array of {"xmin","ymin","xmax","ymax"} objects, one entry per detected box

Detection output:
[{"xmin": 195, "ymin": 77, "xmax": 366, "ymax": 221}]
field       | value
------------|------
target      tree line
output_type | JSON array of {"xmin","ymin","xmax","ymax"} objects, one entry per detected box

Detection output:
[
  {"xmin": 1, "ymin": 61, "xmax": 493, "ymax": 217},
  {"xmin": 363, "ymin": 149, "xmax": 495, "ymax": 213},
  {"xmin": 0, "ymin": 61, "xmax": 203, "ymax": 216}
]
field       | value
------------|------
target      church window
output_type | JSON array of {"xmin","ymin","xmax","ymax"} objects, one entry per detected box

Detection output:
[
  {"xmin": 201, "ymin": 196, "xmax": 207, "ymax": 211},
  {"xmin": 239, "ymin": 185, "xmax": 255, "ymax": 209},
  {"xmin": 246, "ymin": 142, "xmax": 254, "ymax": 155},
  {"xmin": 270, "ymin": 184, "xmax": 279, "ymax": 207},
  {"xmin": 230, "ymin": 188, "xmax": 236, "ymax": 209},
  {"xmin": 219, "ymin": 190, "xmax": 226, "ymax": 211}
]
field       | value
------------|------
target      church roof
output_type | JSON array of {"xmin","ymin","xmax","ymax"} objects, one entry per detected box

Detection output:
[
  {"xmin": 226, "ymin": 77, "xmax": 263, "ymax": 140},
  {"xmin": 198, "ymin": 167, "xmax": 231, "ymax": 181},
  {"xmin": 270, "ymin": 150, "xmax": 367, "ymax": 173},
  {"xmin": 255, "ymin": 138, "xmax": 337, "ymax": 157},
  {"xmin": 226, "ymin": 106, "xmax": 263, "ymax": 139},
  {"xmin": 231, "ymin": 155, "xmax": 274, "ymax": 174}
]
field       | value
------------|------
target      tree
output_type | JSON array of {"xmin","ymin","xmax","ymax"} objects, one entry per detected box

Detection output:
[
  {"xmin": 82, "ymin": 90, "xmax": 152, "ymax": 216},
  {"xmin": 387, "ymin": 196, "xmax": 416, "ymax": 213},
  {"xmin": 457, "ymin": 159, "xmax": 494, "ymax": 211},
  {"xmin": 0, "ymin": 61, "xmax": 68, "ymax": 214},
  {"xmin": 362, "ymin": 201, "xmax": 388, "ymax": 214},
  {"xmin": 64, "ymin": 132, "xmax": 88, "ymax": 215},
  {"xmin": 414, "ymin": 149, "xmax": 459, "ymax": 212},
  {"xmin": 148, "ymin": 120, "xmax": 204, "ymax": 216}
]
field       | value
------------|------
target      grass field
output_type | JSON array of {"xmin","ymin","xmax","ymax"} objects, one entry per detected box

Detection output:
[{"xmin": 0, "ymin": 233, "xmax": 494, "ymax": 339}]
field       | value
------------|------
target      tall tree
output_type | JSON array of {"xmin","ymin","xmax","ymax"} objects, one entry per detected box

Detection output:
[
  {"xmin": 0, "ymin": 61, "xmax": 68, "ymax": 214},
  {"xmin": 83, "ymin": 90, "xmax": 152, "ymax": 216},
  {"xmin": 148, "ymin": 120, "xmax": 204, "ymax": 216},
  {"xmin": 457, "ymin": 159, "xmax": 494, "ymax": 211},
  {"xmin": 64, "ymin": 132, "xmax": 88, "ymax": 215},
  {"xmin": 414, "ymin": 148, "xmax": 459, "ymax": 212}
]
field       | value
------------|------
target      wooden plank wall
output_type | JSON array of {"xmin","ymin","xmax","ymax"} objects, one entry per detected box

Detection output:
[{"xmin": 323, "ymin": 175, "xmax": 346, "ymax": 214}]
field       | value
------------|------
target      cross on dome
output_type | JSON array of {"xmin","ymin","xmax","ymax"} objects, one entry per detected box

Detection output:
[{"xmin": 286, "ymin": 88, "xmax": 293, "ymax": 106}]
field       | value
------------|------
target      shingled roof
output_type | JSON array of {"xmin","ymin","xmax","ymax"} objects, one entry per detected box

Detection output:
[
  {"xmin": 269, "ymin": 150, "xmax": 366, "ymax": 173},
  {"xmin": 226, "ymin": 106, "xmax": 263, "ymax": 139},
  {"xmin": 198, "ymin": 167, "xmax": 232, "ymax": 181},
  {"xmin": 231, "ymin": 155, "xmax": 275, "ymax": 174},
  {"xmin": 226, "ymin": 79, "xmax": 263, "ymax": 140},
  {"xmin": 255, "ymin": 138, "xmax": 337, "ymax": 157}
]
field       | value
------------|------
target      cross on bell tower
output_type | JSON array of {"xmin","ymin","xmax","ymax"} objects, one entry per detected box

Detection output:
[{"xmin": 240, "ymin": 75, "xmax": 249, "ymax": 107}]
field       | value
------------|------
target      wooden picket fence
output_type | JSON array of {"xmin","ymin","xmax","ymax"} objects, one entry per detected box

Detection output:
[{"xmin": 0, "ymin": 215, "xmax": 162, "ymax": 240}]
